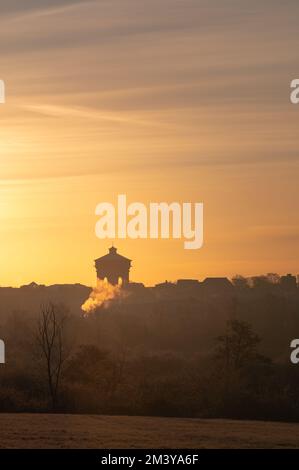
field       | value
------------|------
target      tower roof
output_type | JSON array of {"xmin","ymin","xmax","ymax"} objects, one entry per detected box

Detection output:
[{"xmin": 95, "ymin": 246, "xmax": 132, "ymax": 264}]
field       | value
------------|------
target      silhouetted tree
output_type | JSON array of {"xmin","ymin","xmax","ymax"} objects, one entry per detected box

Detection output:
[
  {"xmin": 36, "ymin": 303, "xmax": 68, "ymax": 410},
  {"xmin": 214, "ymin": 318, "xmax": 264, "ymax": 403},
  {"xmin": 215, "ymin": 319, "xmax": 260, "ymax": 372},
  {"xmin": 250, "ymin": 275, "xmax": 277, "ymax": 290},
  {"xmin": 232, "ymin": 275, "xmax": 249, "ymax": 289},
  {"xmin": 212, "ymin": 319, "xmax": 273, "ymax": 418},
  {"xmin": 266, "ymin": 273, "xmax": 280, "ymax": 285}
]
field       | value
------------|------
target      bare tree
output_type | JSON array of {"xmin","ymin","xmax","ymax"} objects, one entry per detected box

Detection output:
[
  {"xmin": 215, "ymin": 319, "xmax": 260, "ymax": 373},
  {"xmin": 37, "ymin": 303, "xmax": 68, "ymax": 410},
  {"xmin": 105, "ymin": 343, "xmax": 128, "ymax": 401}
]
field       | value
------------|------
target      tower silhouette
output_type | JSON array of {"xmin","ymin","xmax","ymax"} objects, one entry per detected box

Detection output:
[{"xmin": 94, "ymin": 246, "xmax": 132, "ymax": 285}]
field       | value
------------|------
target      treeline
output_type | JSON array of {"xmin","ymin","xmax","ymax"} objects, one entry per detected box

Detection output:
[{"xmin": 1, "ymin": 295, "xmax": 299, "ymax": 421}]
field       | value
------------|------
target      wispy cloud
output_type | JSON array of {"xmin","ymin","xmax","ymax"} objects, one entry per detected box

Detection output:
[
  {"xmin": 0, "ymin": 0, "xmax": 88, "ymax": 16},
  {"xmin": 20, "ymin": 103, "xmax": 166, "ymax": 128}
]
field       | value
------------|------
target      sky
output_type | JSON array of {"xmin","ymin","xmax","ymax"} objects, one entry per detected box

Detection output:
[{"xmin": 0, "ymin": 0, "xmax": 298, "ymax": 287}]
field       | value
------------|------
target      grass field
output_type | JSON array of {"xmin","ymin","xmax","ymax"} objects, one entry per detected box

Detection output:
[{"xmin": 0, "ymin": 414, "xmax": 299, "ymax": 448}]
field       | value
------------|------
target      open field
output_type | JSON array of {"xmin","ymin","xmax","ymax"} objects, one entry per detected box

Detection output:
[{"xmin": 0, "ymin": 414, "xmax": 299, "ymax": 448}]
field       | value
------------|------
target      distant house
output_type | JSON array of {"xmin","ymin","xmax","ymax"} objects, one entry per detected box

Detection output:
[
  {"xmin": 155, "ymin": 281, "xmax": 176, "ymax": 289},
  {"xmin": 177, "ymin": 279, "xmax": 200, "ymax": 288},
  {"xmin": 20, "ymin": 282, "xmax": 42, "ymax": 289},
  {"xmin": 201, "ymin": 277, "xmax": 234, "ymax": 295},
  {"xmin": 280, "ymin": 274, "xmax": 297, "ymax": 291}
]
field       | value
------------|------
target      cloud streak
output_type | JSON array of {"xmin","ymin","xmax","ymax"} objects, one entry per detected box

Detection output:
[{"xmin": 0, "ymin": 0, "xmax": 88, "ymax": 15}]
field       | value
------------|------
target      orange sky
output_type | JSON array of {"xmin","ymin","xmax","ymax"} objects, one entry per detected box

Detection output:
[{"xmin": 0, "ymin": 0, "xmax": 298, "ymax": 287}]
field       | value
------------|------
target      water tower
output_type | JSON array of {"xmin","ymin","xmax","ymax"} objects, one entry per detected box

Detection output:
[{"xmin": 94, "ymin": 246, "xmax": 132, "ymax": 285}]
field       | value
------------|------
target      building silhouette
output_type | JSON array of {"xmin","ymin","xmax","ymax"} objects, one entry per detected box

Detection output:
[
  {"xmin": 94, "ymin": 246, "xmax": 132, "ymax": 285},
  {"xmin": 280, "ymin": 273, "xmax": 297, "ymax": 291}
]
